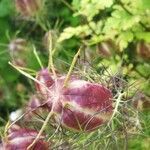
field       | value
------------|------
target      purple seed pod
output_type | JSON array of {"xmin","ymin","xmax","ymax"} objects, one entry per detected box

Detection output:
[
  {"xmin": 43, "ymin": 30, "xmax": 58, "ymax": 50},
  {"xmin": 24, "ymin": 95, "xmax": 51, "ymax": 121},
  {"xmin": 9, "ymin": 38, "xmax": 28, "ymax": 67},
  {"xmin": 1, "ymin": 125, "xmax": 49, "ymax": 150},
  {"xmin": 97, "ymin": 41, "xmax": 115, "ymax": 57},
  {"xmin": 9, "ymin": 38, "xmax": 27, "ymax": 53},
  {"xmin": 15, "ymin": 0, "xmax": 42, "ymax": 17},
  {"xmin": 35, "ymin": 70, "xmax": 113, "ymax": 132},
  {"xmin": 35, "ymin": 68, "xmax": 55, "ymax": 99},
  {"xmin": 55, "ymin": 79, "xmax": 113, "ymax": 132},
  {"xmin": 27, "ymin": 95, "xmax": 43, "ymax": 110},
  {"xmin": 136, "ymin": 41, "xmax": 150, "ymax": 59}
]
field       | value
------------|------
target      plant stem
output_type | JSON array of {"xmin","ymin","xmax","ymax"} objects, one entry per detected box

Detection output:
[
  {"xmin": 48, "ymin": 32, "xmax": 57, "ymax": 78},
  {"xmin": 63, "ymin": 47, "xmax": 82, "ymax": 87},
  {"xmin": 33, "ymin": 45, "xmax": 44, "ymax": 69},
  {"xmin": 61, "ymin": 0, "xmax": 75, "ymax": 12},
  {"xmin": 4, "ymin": 121, "xmax": 10, "ymax": 142},
  {"xmin": 9, "ymin": 62, "xmax": 52, "ymax": 94},
  {"xmin": 109, "ymin": 92, "xmax": 124, "ymax": 123},
  {"xmin": 27, "ymin": 110, "xmax": 53, "ymax": 150},
  {"xmin": 36, "ymin": 15, "xmax": 48, "ymax": 31}
]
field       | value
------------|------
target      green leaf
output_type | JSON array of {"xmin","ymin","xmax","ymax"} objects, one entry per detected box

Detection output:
[
  {"xmin": 72, "ymin": 0, "xmax": 80, "ymax": 10},
  {"xmin": 141, "ymin": 0, "xmax": 150, "ymax": 9},
  {"xmin": 116, "ymin": 32, "xmax": 133, "ymax": 51},
  {"xmin": 136, "ymin": 63, "xmax": 150, "ymax": 78},
  {"xmin": 58, "ymin": 27, "xmax": 77, "ymax": 42},
  {"xmin": 58, "ymin": 25, "xmax": 92, "ymax": 42},
  {"xmin": 135, "ymin": 32, "xmax": 150, "ymax": 43},
  {"xmin": 0, "ymin": 0, "xmax": 14, "ymax": 17},
  {"xmin": 103, "ymin": 6, "xmax": 140, "ymax": 40},
  {"xmin": 112, "ymin": 6, "xmax": 140, "ymax": 30},
  {"xmin": 74, "ymin": 0, "xmax": 114, "ymax": 20},
  {"xmin": 121, "ymin": 0, "xmax": 150, "ymax": 13}
]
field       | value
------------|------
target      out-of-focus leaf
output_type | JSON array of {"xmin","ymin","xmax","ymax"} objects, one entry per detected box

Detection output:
[
  {"xmin": 136, "ymin": 63, "xmax": 150, "ymax": 78},
  {"xmin": 73, "ymin": 0, "xmax": 114, "ymax": 20},
  {"xmin": 116, "ymin": 32, "xmax": 133, "ymax": 51},
  {"xmin": 58, "ymin": 25, "xmax": 92, "ymax": 42},
  {"xmin": 72, "ymin": 0, "xmax": 80, "ymax": 10},
  {"xmin": 135, "ymin": 32, "xmax": 150, "ymax": 43},
  {"xmin": 0, "ymin": 0, "xmax": 14, "ymax": 17}
]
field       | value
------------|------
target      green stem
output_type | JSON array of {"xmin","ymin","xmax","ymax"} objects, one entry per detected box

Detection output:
[
  {"xmin": 63, "ymin": 47, "xmax": 82, "ymax": 87},
  {"xmin": 27, "ymin": 110, "xmax": 54, "ymax": 150},
  {"xmin": 61, "ymin": 0, "xmax": 75, "ymax": 12},
  {"xmin": 33, "ymin": 45, "xmax": 44, "ymax": 69},
  {"xmin": 47, "ymin": 32, "xmax": 56, "ymax": 77},
  {"xmin": 36, "ymin": 15, "xmax": 48, "ymax": 31},
  {"xmin": 109, "ymin": 92, "xmax": 124, "ymax": 124}
]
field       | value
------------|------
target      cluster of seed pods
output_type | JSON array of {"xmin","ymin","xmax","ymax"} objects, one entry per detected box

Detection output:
[
  {"xmin": 0, "ymin": 69, "xmax": 113, "ymax": 149},
  {"xmin": 35, "ymin": 68, "xmax": 113, "ymax": 132}
]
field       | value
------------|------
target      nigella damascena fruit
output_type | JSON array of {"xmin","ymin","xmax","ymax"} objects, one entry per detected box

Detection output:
[
  {"xmin": 1, "ymin": 125, "xmax": 49, "ymax": 149},
  {"xmin": 43, "ymin": 30, "xmax": 58, "ymax": 50},
  {"xmin": 9, "ymin": 38, "xmax": 28, "ymax": 67},
  {"xmin": 55, "ymin": 79, "xmax": 113, "ymax": 132},
  {"xmin": 96, "ymin": 40, "xmax": 115, "ymax": 57},
  {"xmin": 35, "ymin": 68, "xmax": 55, "ymax": 99},
  {"xmin": 136, "ymin": 41, "xmax": 150, "ymax": 59},
  {"xmin": 24, "ymin": 94, "xmax": 51, "ymax": 122},
  {"xmin": 35, "ymin": 70, "xmax": 113, "ymax": 132},
  {"xmin": 9, "ymin": 38, "xmax": 27, "ymax": 53},
  {"xmin": 15, "ymin": 0, "xmax": 43, "ymax": 17}
]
